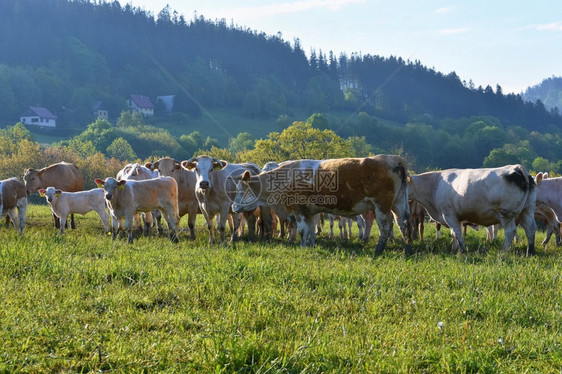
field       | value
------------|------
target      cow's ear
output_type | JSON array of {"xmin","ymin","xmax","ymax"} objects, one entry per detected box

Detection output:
[
  {"xmin": 406, "ymin": 175, "xmax": 412, "ymax": 183},
  {"xmin": 182, "ymin": 159, "xmax": 197, "ymax": 170},
  {"xmin": 242, "ymin": 170, "xmax": 251, "ymax": 182},
  {"xmin": 118, "ymin": 180, "xmax": 127, "ymax": 190},
  {"xmin": 55, "ymin": 189, "xmax": 62, "ymax": 197},
  {"xmin": 38, "ymin": 189, "xmax": 45, "ymax": 197},
  {"xmin": 145, "ymin": 162, "xmax": 153, "ymax": 170},
  {"xmin": 544, "ymin": 172, "xmax": 549, "ymax": 179},
  {"xmin": 94, "ymin": 178, "xmax": 104, "ymax": 188},
  {"xmin": 535, "ymin": 172, "xmax": 543, "ymax": 185}
]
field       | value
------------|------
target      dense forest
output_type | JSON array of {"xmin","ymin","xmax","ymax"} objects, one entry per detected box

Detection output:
[{"xmin": 1, "ymin": 0, "xmax": 562, "ymax": 172}]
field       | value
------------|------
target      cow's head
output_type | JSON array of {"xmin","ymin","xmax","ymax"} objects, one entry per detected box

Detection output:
[
  {"xmin": 23, "ymin": 168, "xmax": 44, "ymax": 196},
  {"xmin": 39, "ymin": 187, "xmax": 61, "ymax": 204},
  {"xmin": 152, "ymin": 158, "xmax": 182, "ymax": 177},
  {"xmin": 181, "ymin": 156, "xmax": 227, "ymax": 191},
  {"xmin": 95, "ymin": 177, "xmax": 126, "ymax": 201},
  {"xmin": 232, "ymin": 170, "xmax": 261, "ymax": 213}
]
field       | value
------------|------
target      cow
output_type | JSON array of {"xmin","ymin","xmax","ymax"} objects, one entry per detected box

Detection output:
[
  {"xmin": 39, "ymin": 187, "xmax": 109, "ymax": 234},
  {"xmin": 94, "ymin": 177, "xmax": 180, "ymax": 243},
  {"xmin": 232, "ymin": 155, "xmax": 413, "ymax": 256},
  {"xmin": 117, "ymin": 163, "xmax": 164, "ymax": 235},
  {"xmin": 0, "ymin": 178, "xmax": 27, "ymax": 234},
  {"xmin": 23, "ymin": 162, "xmax": 84, "ymax": 229},
  {"xmin": 181, "ymin": 156, "xmax": 262, "ymax": 244},
  {"xmin": 146, "ymin": 157, "xmax": 199, "ymax": 240},
  {"xmin": 407, "ymin": 165, "xmax": 537, "ymax": 255}
]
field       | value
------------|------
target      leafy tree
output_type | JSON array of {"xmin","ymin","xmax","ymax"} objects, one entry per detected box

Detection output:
[
  {"xmin": 228, "ymin": 132, "xmax": 254, "ymax": 154},
  {"xmin": 347, "ymin": 136, "xmax": 373, "ymax": 157},
  {"xmin": 239, "ymin": 122, "xmax": 352, "ymax": 164},
  {"xmin": 483, "ymin": 148, "xmax": 520, "ymax": 168},
  {"xmin": 75, "ymin": 119, "xmax": 117, "ymax": 151},
  {"xmin": 106, "ymin": 137, "xmax": 136, "ymax": 161},
  {"xmin": 194, "ymin": 146, "xmax": 234, "ymax": 162}
]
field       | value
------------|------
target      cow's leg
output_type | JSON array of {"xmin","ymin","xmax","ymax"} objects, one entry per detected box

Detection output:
[
  {"xmin": 96, "ymin": 208, "xmax": 110, "ymax": 234},
  {"xmin": 435, "ymin": 222, "xmax": 442, "ymax": 238},
  {"xmin": 53, "ymin": 213, "xmax": 60, "ymax": 229},
  {"xmin": 229, "ymin": 213, "xmax": 242, "ymax": 242},
  {"xmin": 418, "ymin": 216, "xmax": 424, "ymax": 241},
  {"xmin": 556, "ymin": 223, "xmax": 561, "ymax": 247},
  {"xmin": 111, "ymin": 215, "xmax": 119, "ymax": 240},
  {"xmin": 328, "ymin": 215, "xmax": 335, "ymax": 239},
  {"xmin": 243, "ymin": 210, "xmax": 257, "ymax": 242},
  {"xmin": 391, "ymin": 199, "xmax": 413, "ymax": 256},
  {"xmin": 201, "ymin": 208, "xmax": 216, "ymax": 244},
  {"xmin": 16, "ymin": 197, "xmax": 27, "ymax": 234},
  {"xmin": 361, "ymin": 211, "xmax": 374, "ymax": 242},
  {"xmin": 259, "ymin": 206, "xmax": 273, "ymax": 241},
  {"xmin": 443, "ymin": 215, "xmax": 466, "ymax": 253},
  {"xmin": 59, "ymin": 214, "xmax": 67, "ymax": 234},
  {"xmin": 517, "ymin": 211, "xmax": 536, "ymax": 256},
  {"xmin": 187, "ymin": 209, "xmax": 197, "ymax": 240},
  {"xmin": 339, "ymin": 217, "xmax": 345, "ymax": 239},
  {"xmin": 356, "ymin": 215, "xmax": 365, "ymax": 240},
  {"xmin": 125, "ymin": 214, "xmax": 134, "ymax": 244},
  {"xmin": 70, "ymin": 213, "xmax": 76, "ymax": 229},
  {"xmin": 7, "ymin": 208, "xmax": 18, "ymax": 232},
  {"xmin": 373, "ymin": 206, "xmax": 393, "ymax": 256},
  {"xmin": 160, "ymin": 208, "xmax": 179, "ymax": 243},
  {"xmin": 142, "ymin": 212, "xmax": 153, "ymax": 236}
]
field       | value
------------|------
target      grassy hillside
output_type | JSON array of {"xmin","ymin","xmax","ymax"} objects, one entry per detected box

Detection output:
[{"xmin": 1, "ymin": 205, "xmax": 560, "ymax": 372}]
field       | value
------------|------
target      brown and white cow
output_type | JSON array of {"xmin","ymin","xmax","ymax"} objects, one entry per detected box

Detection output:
[
  {"xmin": 232, "ymin": 155, "xmax": 413, "ymax": 255},
  {"xmin": 181, "ymin": 156, "xmax": 262, "ymax": 244},
  {"xmin": 147, "ymin": 157, "xmax": 199, "ymax": 240},
  {"xmin": 23, "ymin": 162, "xmax": 84, "ymax": 229},
  {"xmin": 94, "ymin": 177, "xmax": 180, "ymax": 243},
  {"xmin": 408, "ymin": 165, "xmax": 537, "ymax": 255},
  {"xmin": 0, "ymin": 178, "xmax": 28, "ymax": 234},
  {"xmin": 39, "ymin": 187, "xmax": 109, "ymax": 234}
]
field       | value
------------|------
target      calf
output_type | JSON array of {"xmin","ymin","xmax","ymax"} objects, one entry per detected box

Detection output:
[
  {"xmin": 408, "ymin": 165, "xmax": 537, "ymax": 255},
  {"xmin": 0, "ymin": 178, "xmax": 28, "ymax": 234},
  {"xmin": 39, "ymin": 187, "xmax": 109, "ymax": 234},
  {"xmin": 147, "ymin": 157, "xmax": 199, "ymax": 239},
  {"xmin": 94, "ymin": 177, "xmax": 180, "ymax": 243}
]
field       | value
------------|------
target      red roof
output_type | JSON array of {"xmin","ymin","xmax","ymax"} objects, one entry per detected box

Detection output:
[{"xmin": 129, "ymin": 95, "xmax": 154, "ymax": 109}]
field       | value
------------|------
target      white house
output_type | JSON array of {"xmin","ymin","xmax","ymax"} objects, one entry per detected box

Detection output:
[
  {"xmin": 92, "ymin": 101, "xmax": 108, "ymax": 120},
  {"xmin": 20, "ymin": 106, "xmax": 57, "ymax": 128},
  {"xmin": 127, "ymin": 94, "xmax": 154, "ymax": 117}
]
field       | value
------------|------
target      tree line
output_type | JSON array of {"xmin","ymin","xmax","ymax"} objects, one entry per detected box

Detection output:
[{"xmin": 0, "ymin": 0, "xmax": 561, "ymax": 173}]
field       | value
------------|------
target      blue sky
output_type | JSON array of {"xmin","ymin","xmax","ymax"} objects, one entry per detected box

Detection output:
[{"xmin": 127, "ymin": 0, "xmax": 562, "ymax": 94}]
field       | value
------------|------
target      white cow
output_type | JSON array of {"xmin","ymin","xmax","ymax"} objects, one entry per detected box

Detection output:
[
  {"xmin": 95, "ymin": 177, "xmax": 180, "ymax": 243},
  {"xmin": 147, "ymin": 158, "xmax": 199, "ymax": 240},
  {"xmin": 117, "ymin": 163, "xmax": 162, "ymax": 235},
  {"xmin": 39, "ymin": 187, "xmax": 109, "ymax": 234},
  {"xmin": 181, "ymin": 156, "xmax": 261, "ymax": 244},
  {"xmin": 408, "ymin": 165, "xmax": 537, "ymax": 255}
]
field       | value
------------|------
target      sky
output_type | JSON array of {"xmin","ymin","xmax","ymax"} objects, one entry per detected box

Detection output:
[{"xmin": 125, "ymin": 0, "xmax": 562, "ymax": 94}]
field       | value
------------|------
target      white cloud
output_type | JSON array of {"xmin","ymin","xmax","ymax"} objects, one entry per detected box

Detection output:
[
  {"xmin": 214, "ymin": 0, "xmax": 365, "ymax": 19},
  {"xmin": 439, "ymin": 27, "xmax": 468, "ymax": 34},
  {"xmin": 434, "ymin": 6, "xmax": 455, "ymax": 14},
  {"xmin": 536, "ymin": 22, "xmax": 562, "ymax": 31}
]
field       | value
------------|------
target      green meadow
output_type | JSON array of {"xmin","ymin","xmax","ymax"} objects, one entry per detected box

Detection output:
[{"xmin": 0, "ymin": 205, "xmax": 560, "ymax": 373}]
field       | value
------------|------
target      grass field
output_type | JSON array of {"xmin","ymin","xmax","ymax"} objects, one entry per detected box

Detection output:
[{"xmin": 1, "ymin": 205, "xmax": 561, "ymax": 373}]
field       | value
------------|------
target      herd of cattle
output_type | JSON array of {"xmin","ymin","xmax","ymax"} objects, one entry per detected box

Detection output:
[{"xmin": 1, "ymin": 154, "xmax": 561, "ymax": 256}]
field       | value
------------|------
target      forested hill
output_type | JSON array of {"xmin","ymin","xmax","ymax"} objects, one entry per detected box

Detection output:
[
  {"xmin": 2, "ymin": 0, "xmax": 562, "ymax": 172},
  {"xmin": 0, "ymin": 0, "xmax": 559, "ymax": 129}
]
